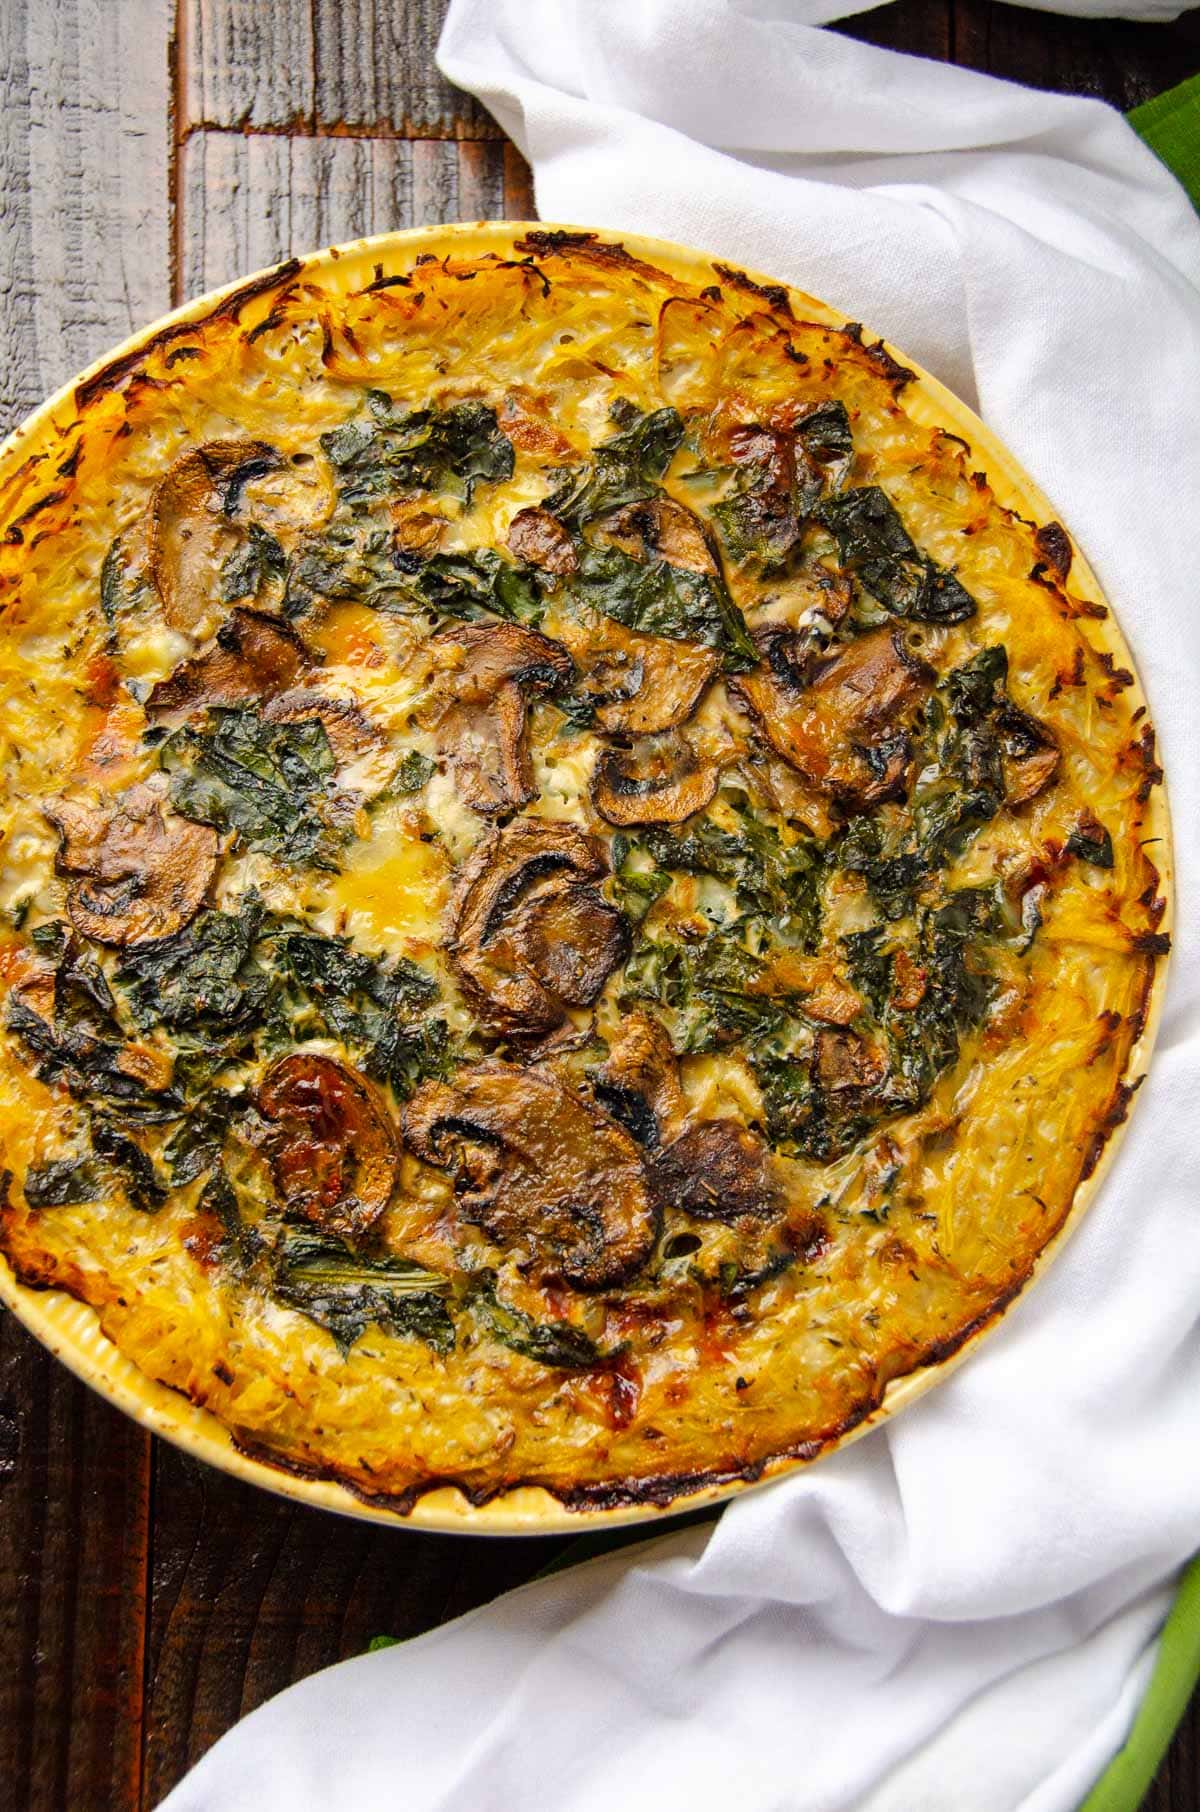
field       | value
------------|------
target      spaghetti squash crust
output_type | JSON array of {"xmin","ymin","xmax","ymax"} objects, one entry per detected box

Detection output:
[{"xmin": 0, "ymin": 227, "xmax": 1168, "ymax": 1520}]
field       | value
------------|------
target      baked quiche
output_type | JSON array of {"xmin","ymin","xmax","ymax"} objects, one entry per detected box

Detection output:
[{"xmin": 0, "ymin": 228, "xmax": 1168, "ymax": 1517}]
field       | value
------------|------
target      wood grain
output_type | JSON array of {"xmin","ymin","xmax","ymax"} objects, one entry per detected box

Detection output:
[
  {"xmin": 179, "ymin": 128, "xmax": 518, "ymax": 297},
  {"xmin": 141, "ymin": 1445, "xmax": 567, "ymax": 1807},
  {"xmin": 0, "ymin": 1311, "xmax": 152, "ymax": 1812},
  {"xmin": 0, "ymin": 5, "xmax": 169, "ymax": 1809},
  {"xmin": 0, "ymin": 0, "xmax": 171, "ymax": 431},
  {"xmin": 952, "ymin": 0, "xmax": 1200, "ymax": 109},
  {"xmin": 181, "ymin": 0, "xmax": 493, "ymax": 137}
]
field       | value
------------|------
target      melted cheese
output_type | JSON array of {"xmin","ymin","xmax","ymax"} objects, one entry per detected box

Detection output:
[
  {"xmin": 319, "ymin": 813, "xmax": 449, "ymax": 950},
  {"xmin": 0, "ymin": 230, "xmax": 1166, "ymax": 1515}
]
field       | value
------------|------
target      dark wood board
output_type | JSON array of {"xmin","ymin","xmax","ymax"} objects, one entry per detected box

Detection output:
[{"xmin": 0, "ymin": 3, "xmax": 1197, "ymax": 1808}]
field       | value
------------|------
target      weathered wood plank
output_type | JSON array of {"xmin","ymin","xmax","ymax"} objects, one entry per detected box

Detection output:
[
  {"xmin": 314, "ymin": 0, "xmax": 493, "ymax": 138},
  {"xmin": 0, "ymin": 6, "xmax": 166, "ymax": 1808},
  {"xmin": 142, "ymin": 1444, "xmax": 568, "ymax": 1806},
  {"xmin": 0, "ymin": 1313, "xmax": 152, "ymax": 1812},
  {"xmin": 0, "ymin": 0, "xmax": 171, "ymax": 429},
  {"xmin": 182, "ymin": 0, "xmax": 315, "ymax": 131},
  {"xmin": 179, "ymin": 0, "xmax": 493, "ymax": 138},
  {"xmin": 835, "ymin": 0, "xmax": 952, "ymax": 62},
  {"xmin": 952, "ymin": 0, "xmax": 1200, "ymax": 111},
  {"xmin": 180, "ymin": 130, "xmax": 522, "ymax": 298}
]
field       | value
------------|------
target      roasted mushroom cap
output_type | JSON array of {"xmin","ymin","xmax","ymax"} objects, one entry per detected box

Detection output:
[
  {"xmin": 150, "ymin": 440, "xmax": 280, "ymax": 632},
  {"xmin": 146, "ymin": 608, "xmax": 310, "ymax": 720},
  {"xmin": 261, "ymin": 687, "xmax": 395, "ymax": 798},
  {"xmin": 998, "ymin": 706, "xmax": 1061, "ymax": 806},
  {"xmin": 593, "ymin": 1009, "xmax": 686, "ymax": 1148},
  {"xmin": 653, "ymin": 1119, "xmax": 783, "ymax": 1223},
  {"xmin": 720, "ymin": 424, "xmax": 801, "ymax": 565},
  {"xmin": 593, "ymin": 496, "xmax": 720, "ymax": 576},
  {"xmin": 558, "ymin": 614, "xmax": 718, "ymax": 736},
  {"xmin": 258, "ymin": 1053, "xmax": 399, "ymax": 1239},
  {"xmin": 731, "ymin": 626, "xmax": 931, "ymax": 807},
  {"xmin": 506, "ymin": 506, "xmax": 578, "ymax": 577},
  {"xmin": 515, "ymin": 882, "xmax": 631, "ymax": 1009},
  {"xmin": 449, "ymin": 817, "xmax": 628, "ymax": 1038},
  {"xmin": 420, "ymin": 622, "xmax": 573, "ymax": 815},
  {"xmin": 592, "ymin": 735, "xmax": 719, "ymax": 827},
  {"xmin": 44, "ymin": 783, "xmax": 219, "ymax": 947},
  {"xmin": 404, "ymin": 1061, "xmax": 658, "ymax": 1289},
  {"xmin": 814, "ymin": 1028, "xmax": 889, "ymax": 1094}
]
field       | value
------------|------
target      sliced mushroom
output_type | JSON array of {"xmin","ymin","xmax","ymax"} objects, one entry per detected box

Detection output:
[
  {"xmin": 593, "ymin": 496, "xmax": 720, "ymax": 576},
  {"xmin": 592, "ymin": 735, "xmax": 720, "ymax": 827},
  {"xmin": 419, "ymin": 622, "xmax": 573, "ymax": 815},
  {"xmin": 261, "ymin": 688, "xmax": 395, "ymax": 799},
  {"xmin": 731, "ymin": 626, "xmax": 932, "ymax": 807},
  {"xmin": 998, "ymin": 706, "xmax": 1060, "ymax": 806},
  {"xmin": 653, "ymin": 1119, "xmax": 783, "ymax": 1223},
  {"xmin": 404, "ymin": 1061, "xmax": 658, "ymax": 1289},
  {"xmin": 146, "ymin": 608, "xmax": 310, "ymax": 720},
  {"xmin": 150, "ymin": 439, "xmax": 281, "ymax": 632},
  {"xmin": 593, "ymin": 1009, "xmax": 686, "ymax": 1148},
  {"xmin": 44, "ymin": 783, "xmax": 219, "ymax": 947},
  {"xmin": 391, "ymin": 491, "xmax": 446, "ymax": 554},
  {"xmin": 558, "ymin": 614, "xmax": 718, "ymax": 736},
  {"xmin": 719, "ymin": 424, "xmax": 802, "ymax": 565},
  {"xmin": 515, "ymin": 882, "xmax": 630, "ymax": 1009},
  {"xmin": 258, "ymin": 1053, "xmax": 399, "ymax": 1239},
  {"xmin": 814, "ymin": 1028, "xmax": 889, "ymax": 1094},
  {"xmin": 498, "ymin": 387, "xmax": 579, "ymax": 462},
  {"xmin": 449, "ymin": 818, "xmax": 628, "ymax": 1038},
  {"xmin": 506, "ymin": 506, "xmax": 578, "ymax": 578}
]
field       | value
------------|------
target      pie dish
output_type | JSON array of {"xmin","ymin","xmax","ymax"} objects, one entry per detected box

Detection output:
[{"xmin": 0, "ymin": 223, "xmax": 1170, "ymax": 1530}]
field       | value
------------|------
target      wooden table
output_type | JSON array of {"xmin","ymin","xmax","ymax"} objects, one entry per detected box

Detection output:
[{"xmin": 0, "ymin": 3, "xmax": 1197, "ymax": 1806}]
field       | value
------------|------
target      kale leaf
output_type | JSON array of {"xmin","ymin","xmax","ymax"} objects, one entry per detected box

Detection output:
[
  {"xmin": 621, "ymin": 927, "xmax": 789, "ymax": 1053},
  {"xmin": 388, "ymin": 750, "xmax": 438, "ymax": 796},
  {"xmin": 544, "ymin": 407, "xmax": 685, "ymax": 527},
  {"xmin": 266, "ymin": 925, "xmax": 453, "ymax": 1101},
  {"xmin": 1067, "ymin": 821, "xmax": 1115, "ymax": 868},
  {"xmin": 116, "ymin": 896, "xmax": 269, "ymax": 1043},
  {"xmin": 836, "ymin": 651, "xmax": 1031, "ymax": 918},
  {"xmin": 469, "ymin": 1279, "xmax": 606, "ymax": 1371},
  {"xmin": 620, "ymin": 802, "xmax": 826, "ymax": 952},
  {"xmin": 6, "ymin": 939, "xmax": 182, "ymax": 1122},
  {"xmin": 160, "ymin": 704, "xmax": 342, "ymax": 869},
  {"xmin": 273, "ymin": 1232, "xmax": 454, "ymax": 1356},
  {"xmin": 819, "ymin": 487, "xmax": 976, "ymax": 624},
  {"xmin": 285, "ymin": 534, "xmax": 543, "ymax": 628},
  {"xmin": 399, "ymin": 549, "xmax": 544, "ymax": 626},
  {"xmin": 322, "ymin": 394, "xmax": 514, "ymax": 509},
  {"xmin": 610, "ymin": 835, "xmax": 673, "ymax": 923},
  {"xmin": 22, "ymin": 1156, "xmax": 104, "ymax": 1208},
  {"xmin": 92, "ymin": 1120, "xmax": 168, "ymax": 1213},
  {"xmin": 283, "ymin": 521, "xmax": 416, "ymax": 617},
  {"xmin": 714, "ymin": 401, "xmax": 854, "ymax": 567},
  {"xmin": 569, "ymin": 542, "xmax": 757, "ymax": 671},
  {"xmin": 23, "ymin": 1125, "xmax": 166, "ymax": 1216},
  {"xmin": 755, "ymin": 887, "xmax": 1012, "ymax": 1162},
  {"xmin": 221, "ymin": 523, "xmax": 287, "ymax": 604}
]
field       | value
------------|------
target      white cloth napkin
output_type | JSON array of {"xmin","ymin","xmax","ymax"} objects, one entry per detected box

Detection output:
[{"xmin": 161, "ymin": 4, "xmax": 1200, "ymax": 1808}]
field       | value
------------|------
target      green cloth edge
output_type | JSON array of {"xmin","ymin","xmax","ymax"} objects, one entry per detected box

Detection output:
[
  {"xmin": 1085, "ymin": 79, "xmax": 1200, "ymax": 1812},
  {"xmin": 1081, "ymin": 1553, "xmax": 1200, "ymax": 1811},
  {"xmin": 365, "ymin": 73, "xmax": 1200, "ymax": 1804},
  {"xmin": 1129, "ymin": 73, "xmax": 1200, "ymax": 210}
]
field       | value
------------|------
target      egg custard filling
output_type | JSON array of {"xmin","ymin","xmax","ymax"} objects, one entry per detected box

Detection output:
[{"xmin": 0, "ymin": 233, "xmax": 1167, "ymax": 1512}]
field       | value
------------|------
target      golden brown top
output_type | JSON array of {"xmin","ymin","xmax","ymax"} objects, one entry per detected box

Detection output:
[{"xmin": 0, "ymin": 230, "xmax": 1166, "ymax": 1513}]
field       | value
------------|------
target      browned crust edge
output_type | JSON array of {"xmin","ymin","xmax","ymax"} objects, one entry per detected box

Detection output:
[
  {"xmin": 0, "ymin": 223, "xmax": 1171, "ymax": 1528},
  {"xmin": 0, "ymin": 959, "xmax": 1157, "ymax": 1520},
  {"xmin": 73, "ymin": 258, "xmax": 304, "ymax": 411}
]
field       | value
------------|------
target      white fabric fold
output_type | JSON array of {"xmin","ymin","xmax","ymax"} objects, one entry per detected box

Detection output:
[{"xmin": 161, "ymin": 3, "xmax": 1200, "ymax": 1808}]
